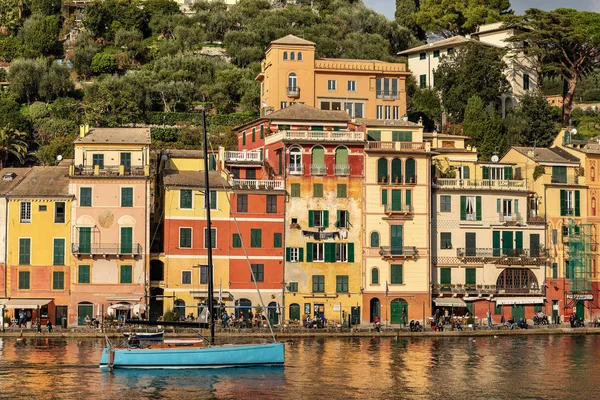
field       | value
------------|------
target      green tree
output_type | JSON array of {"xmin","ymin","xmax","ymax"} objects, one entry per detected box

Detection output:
[
  {"xmin": 30, "ymin": 0, "xmax": 62, "ymax": 16},
  {"xmin": 462, "ymin": 95, "xmax": 488, "ymax": 145},
  {"xmin": 90, "ymin": 53, "xmax": 117, "ymax": 75},
  {"xmin": 0, "ymin": 127, "xmax": 28, "ymax": 168},
  {"xmin": 505, "ymin": 9, "xmax": 600, "ymax": 125},
  {"xmin": 416, "ymin": 0, "xmax": 511, "ymax": 37},
  {"xmin": 0, "ymin": 36, "xmax": 22, "ymax": 61},
  {"xmin": 0, "ymin": 93, "xmax": 27, "ymax": 131},
  {"xmin": 85, "ymin": 0, "xmax": 150, "ymax": 40},
  {"xmin": 39, "ymin": 63, "xmax": 74, "ymax": 102},
  {"xmin": 8, "ymin": 57, "xmax": 46, "ymax": 104},
  {"xmin": 395, "ymin": 0, "xmax": 424, "ymax": 39},
  {"xmin": 71, "ymin": 32, "xmax": 100, "ymax": 79},
  {"xmin": 410, "ymin": 87, "xmax": 442, "ymax": 131},
  {"xmin": 504, "ymin": 93, "xmax": 558, "ymax": 147},
  {"xmin": 0, "ymin": 0, "xmax": 22, "ymax": 34},
  {"xmin": 19, "ymin": 14, "xmax": 62, "ymax": 57},
  {"xmin": 144, "ymin": 0, "xmax": 180, "ymax": 17},
  {"xmin": 115, "ymin": 29, "xmax": 146, "ymax": 63},
  {"xmin": 434, "ymin": 43, "xmax": 509, "ymax": 121}
]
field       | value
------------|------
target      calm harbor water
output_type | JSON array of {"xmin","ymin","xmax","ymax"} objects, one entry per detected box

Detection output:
[{"xmin": 0, "ymin": 335, "xmax": 598, "ymax": 399}]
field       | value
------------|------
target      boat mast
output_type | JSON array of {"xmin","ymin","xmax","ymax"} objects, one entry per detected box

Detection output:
[{"xmin": 201, "ymin": 110, "xmax": 215, "ymax": 345}]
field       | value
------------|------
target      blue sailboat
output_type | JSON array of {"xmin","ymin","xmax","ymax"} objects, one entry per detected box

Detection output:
[{"xmin": 100, "ymin": 111, "xmax": 285, "ymax": 369}]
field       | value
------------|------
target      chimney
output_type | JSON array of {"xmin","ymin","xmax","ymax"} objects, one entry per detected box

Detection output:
[
  {"xmin": 79, "ymin": 125, "xmax": 85, "ymax": 138},
  {"xmin": 527, "ymin": 150, "xmax": 535, "ymax": 158},
  {"xmin": 85, "ymin": 124, "xmax": 89, "ymax": 134},
  {"xmin": 402, "ymin": 114, "xmax": 408, "ymax": 122}
]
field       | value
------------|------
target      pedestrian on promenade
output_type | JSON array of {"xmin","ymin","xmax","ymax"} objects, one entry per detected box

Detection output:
[
  {"xmin": 402, "ymin": 310, "xmax": 407, "ymax": 327},
  {"xmin": 18, "ymin": 310, "xmax": 25, "ymax": 328},
  {"xmin": 46, "ymin": 320, "xmax": 52, "ymax": 333},
  {"xmin": 487, "ymin": 310, "xmax": 492, "ymax": 328}
]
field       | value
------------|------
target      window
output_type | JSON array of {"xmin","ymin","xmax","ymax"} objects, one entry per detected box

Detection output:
[
  {"xmin": 465, "ymin": 268, "xmax": 476, "ymax": 285},
  {"xmin": 120, "ymin": 265, "xmax": 133, "ymax": 284},
  {"xmin": 20, "ymin": 202, "xmax": 31, "ymax": 223},
  {"xmin": 288, "ymin": 282, "xmax": 298, "ymax": 292},
  {"xmin": 313, "ymin": 183, "xmax": 323, "ymax": 198},
  {"xmin": 385, "ymin": 106, "xmax": 391, "ymax": 120},
  {"xmin": 460, "ymin": 196, "xmax": 481, "ymax": 221},
  {"xmin": 232, "ymin": 233, "xmax": 242, "ymax": 248},
  {"xmin": 54, "ymin": 202, "xmax": 65, "ymax": 223},
  {"xmin": 433, "ymin": 50, "xmax": 440, "ymax": 58},
  {"xmin": 310, "ymin": 242, "xmax": 325, "ymax": 262},
  {"xmin": 237, "ymin": 194, "xmax": 248, "ymax": 212},
  {"xmin": 80, "ymin": 187, "xmax": 92, "ymax": 207},
  {"xmin": 552, "ymin": 263, "xmax": 558, "ymax": 279},
  {"xmin": 252, "ymin": 128, "xmax": 256, "ymax": 143},
  {"xmin": 337, "ymin": 184, "xmax": 347, "ymax": 198},
  {"xmin": 308, "ymin": 210, "xmax": 328, "ymax": 228},
  {"xmin": 440, "ymin": 233, "xmax": 452, "ymax": 249},
  {"xmin": 260, "ymin": 125, "xmax": 264, "ymax": 139},
  {"xmin": 370, "ymin": 232, "xmax": 380, "ymax": 247},
  {"xmin": 288, "ymin": 73, "xmax": 297, "ymax": 90},
  {"xmin": 18, "ymin": 271, "xmax": 30, "ymax": 289},
  {"xmin": 19, "ymin": 238, "xmax": 30, "ymax": 265},
  {"xmin": 419, "ymin": 74, "xmax": 427, "ymax": 88},
  {"xmin": 290, "ymin": 52, "xmax": 295, "ymax": 61},
  {"xmin": 440, "ymin": 195, "xmax": 451, "ymax": 212},
  {"xmin": 51, "ymin": 271, "xmax": 65, "ymax": 290},
  {"xmin": 393, "ymin": 106, "xmax": 399, "ymax": 120},
  {"xmin": 523, "ymin": 73, "xmax": 530, "ymax": 90},
  {"xmin": 381, "ymin": 189, "xmax": 387, "ymax": 205},
  {"xmin": 391, "ymin": 264, "xmax": 403, "ymax": 284},
  {"xmin": 200, "ymin": 265, "xmax": 208, "ymax": 284},
  {"xmin": 291, "ymin": 183, "xmax": 300, "ymax": 197},
  {"xmin": 376, "ymin": 77, "xmax": 398, "ymax": 98},
  {"xmin": 312, "ymin": 275, "xmax": 325, "ymax": 292},
  {"xmin": 53, "ymin": 238, "xmax": 65, "ymax": 265},
  {"xmin": 298, "ymin": 52, "xmax": 303, "ymax": 61},
  {"xmin": 283, "ymin": 51, "xmax": 288, "ymax": 60},
  {"xmin": 287, "ymin": 247, "xmax": 303, "ymax": 262},
  {"xmin": 180, "ymin": 190, "xmax": 192, "ymax": 209},
  {"xmin": 204, "ymin": 227, "xmax": 216, "ymax": 249},
  {"xmin": 181, "ymin": 271, "xmax": 191, "ymax": 285},
  {"xmin": 179, "ymin": 227, "xmax": 192, "ymax": 248},
  {"xmin": 92, "ymin": 154, "xmax": 104, "ymax": 169},
  {"xmin": 347, "ymin": 80, "xmax": 356, "ymax": 91},
  {"xmin": 274, "ymin": 233, "xmax": 282, "ymax": 248},
  {"xmin": 120, "ymin": 152, "xmax": 131, "ymax": 170},
  {"xmin": 335, "ymin": 243, "xmax": 348, "ymax": 262},
  {"xmin": 376, "ymin": 106, "xmax": 383, "ymax": 119},
  {"xmin": 121, "ymin": 187, "xmax": 133, "ymax": 207},
  {"xmin": 440, "ymin": 267, "xmax": 451, "ymax": 285},
  {"xmin": 242, "ymin": 131, "xmax": 246, "ymax": 145},
  {"xmin": 266, "ymin": 195, "xmax": 277, "ymax": 213},
  {"xmin": 336, "ymin": 275, "xmax": 349, "ymax": 293},
  {"xmin": 39, "ymin": 205, "xmax": 47, "ymax": 212},
  {"xmin": 327, "ymin": 80, "xmax": 337, "ymax": 91},
  {"xmin": 342, "ymin": 102, "xmax": 364, "ymax": 118},
  {"xmin": 494, "ymin": 302, "xmax": 502, "ymax": 315},
  {"xmin": 371, "ymin": 268, "xmax": 379, "ymax": 284},
  {"xmin": 78, "ymin": 265, "xmax": 90, "ymax": 284},
  {"xmin": 251, "ymin": 264, "xmax": 264, "ymax": 282},
  {"xmin": 419, "ymin": 52, "xmax": 426, "ymax": 60},
  {"xmin": 336, "ymin": 210, "xmax": 349, "ymax": 228},
  {"xmin": 250, "ymin": 229, "xmax": 262, "ymax": 248},
  {"xmin": 560, "ymin": 190, "xmax": 580, "ymax": 216}
]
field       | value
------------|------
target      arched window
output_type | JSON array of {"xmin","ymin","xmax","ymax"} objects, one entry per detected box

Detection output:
[
  {"xmin": 370, "ymin": 231, "xmax": 380, "ymax": 247},
  {"xmin": 391, "ymin": 158, "xmax": 402, "ymax": 183},
  {"xmin": 405, "ymin": 158, "xmax": 416, "ymax": 183},
  {"xmin": 593, "ymin": 197, "xmax": 597, "ymax": 216},
  {"xmin": 591, "ymin": 165, "xmax": 595, "ymax": 181},
  {"xmin": 235, "ymin": 298, "xmax": 252, "ymax": 319},
  {"xmin": 288, "ymin": 73, "xmax": 297, "ymax": 90},
  {"xmin": 173, "ymin": 299, "xmax": 186, "ymax": 318},
  {"xmin": 496, "ymin": 268, "xmax": 538, "ymax": 291},
  {"xmin": 290, "ymin": 52, "xmax": 295, "ymax": 61},
  {"xmin": 371, "ymin": 268, "xmax": 379, "ymax": 284},
  {"xmin": 335, "ymin": 146, "xmax": 349, "ymax": 175},
  {"xmin": 311, "ymin": 146, "xmax": 325, "ymax": 174},
  {"xmin": 289, "ymin": 147, "xmax": 302, "ymax": 174},
  {"xmin": 283, "ymin": 51, "xmax": 288, "ymax": 60},
  {"xmin": 377, "ymin": 158, "xmax": 388, "ymax": 183},
  {"xmin": 289, "ymin": 303, "xmax": 300, "ymax": 321},
  {"xmin": 298, "ymin": 52, "xmax": 303, "ymax": 61}
]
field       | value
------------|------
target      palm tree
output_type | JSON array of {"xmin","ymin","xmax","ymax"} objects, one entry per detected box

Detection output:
[{"xmin": 0, "ymin": 127, "xmax": 28, "ymax": 168}]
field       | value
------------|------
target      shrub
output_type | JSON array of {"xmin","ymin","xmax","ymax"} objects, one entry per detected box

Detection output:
[
  {"xmin": 90, "ymin": 53, "xmax": 118, "ymax": 75},
  {"xmin": 583, "ymin": 89, "xmax": 600, "ymax": 102},
  {"xmin": 533, "ymin": 165, "xmax": 545, "ymax": 181},
  {"xmin": 163, "ymin": 309, "xmax": 177, "ymax": 322}
]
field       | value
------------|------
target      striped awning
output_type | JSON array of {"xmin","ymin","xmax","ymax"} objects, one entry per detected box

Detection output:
[{"xmin": 433, "ymin": 298, "xmax": 466, "ymax": 307}]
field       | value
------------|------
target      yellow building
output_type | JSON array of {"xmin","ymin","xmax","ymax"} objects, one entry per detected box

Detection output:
[
  {"xmin": 257, "ymin": 34, "xmax": 410, "ymax": 120},
  {"xmin": 362, "ymin": 118, "xmax": 433, "ymax": 324},
  {"xmin": 4, "ymin": 164, "xmax": 73, "ymax": 327}
]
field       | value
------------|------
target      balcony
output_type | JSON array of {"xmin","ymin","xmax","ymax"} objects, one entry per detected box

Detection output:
[
  {"xmin": 379, "ymin": 175, "xmax": 417, "ymax": 185},
  {"xmin": 72, "ymin": 243, "xmax": 142, "ymax": 258},
  {"xmin": 498, "ymin": 212, "xmax": 522, "ymax": 225},
  {"xmin": 334, "ymin": 165, "xmax": 350, "ymax": 176},
  {"xmin": 456, "ymin": 248, "xmax": 547, "ymax": 260},
  {"xmin": 376, "ymin": 90, "xmax": 400, "ymax": 100},
  {"xmin": 384, "ymin": 203, "xmax": 413, "ymax": 217},
  {"xmin": 224, "ymin": 150, "xmax": 262, "ymax": 163},
  {"xmin": 310, "ymin": 164, "xmax": 327, "ymax": 176},
  {"xmin": 378, "ymin": 246, "xmax": 418, "ymax": 260},
  {"xmin": 433, "ymin": 178, "xmax": 528, "ymax": 191},
  {"xmin": 287, "ymin": 86, "xmax": 300, "ymax": 97},
  {"xmin": 230, "ymin": 178, "xmax": 284, "ymax": 190},
  {"xmin": 265, "ymin": 130, "xmax": 364, "ymax": 145},
  {"xmin": 288, "ymin": 164, "xmax": 304, "ymax": 175},
  {"xmin": 71, "ymin": 164, "xmax": 148, "ymax": 177},
  {"xmin": 366, "ymin": 141, "xmax": 430, "ymax": 152},
  {"xmin": 549, "ymin": 175, "xmax": 578, "ymax": 184}
]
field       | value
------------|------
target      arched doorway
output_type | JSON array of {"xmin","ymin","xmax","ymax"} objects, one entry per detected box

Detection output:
[
  {"xmin": 289, "ymin": 303, "xmax": 300, "ymax": 321},
  {"xmin": 236, "ymin": 298, "xmax": 251, "ymax": 319},
  {"xmin": 77, "ymin": 302, "xmax": 93, "ymax": 325},
  {"xmin": 370, "ymin": 298, "xmax": 380, "ymax": 323},
  {"xmin": 173, "ymin": 299, "xmax": 185, "ymax": 319},
  {"xmin": 268, "ymin": 301, "xmax": 279, "ymax": 325},
  {"xmin": 149, "ymin": 287, "xmax": 163, "ymax": 321},
  {"xmin": 390, "ymin": 298, "xmax": 408, "ymax": 324}
]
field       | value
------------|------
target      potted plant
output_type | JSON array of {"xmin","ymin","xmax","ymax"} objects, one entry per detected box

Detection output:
[
  {"xmin": 380, "ymin": 176, "xmax": 387, "ymax": 184},
  {"xmin": 477, "ymin": 284, "xmax": 483, "ymax": 289}
]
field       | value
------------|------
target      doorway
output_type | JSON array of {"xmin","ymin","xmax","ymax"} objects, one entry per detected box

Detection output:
[
  {"xmin": 512, "ymin": 304, "xmax": 525, "ymax": 321},
  {"xmin": 390, "ymin": 298, "xmax": 408, "ymax": 324},
  {"xmin": 55, "ymin": 306, "xmax": 68, "ymax": 327},
  {"xmin": 77, "ymin": 302, "xmax": 93, "ymax": 325},
  {"xmin": 576, "ymin": 301, "xmax": 585, "ymax": 319},
  {"xmin": 370, "ymin": 298, "xmax": 380, "ymax": 323},
  {"xmin": 268, "ymin": 301, "xmax": 279, "ymax": 325}
]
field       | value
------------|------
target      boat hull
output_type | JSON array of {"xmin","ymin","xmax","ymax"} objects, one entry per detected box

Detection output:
[
  {"xmin": 99, "ymin": 342, "xmax": 285, "ymax": 369},
  {"xmin": 123, "ymin": 332, "xmax": 164, "ymax": 341}
]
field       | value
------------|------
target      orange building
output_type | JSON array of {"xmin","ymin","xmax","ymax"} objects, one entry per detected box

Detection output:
[{"xmin": 257, "ymin": 35, "xmax": 410, "ymax": 120}]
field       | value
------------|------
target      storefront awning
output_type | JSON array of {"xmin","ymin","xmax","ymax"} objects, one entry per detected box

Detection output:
[
  {"xmin": 2, "ymin": 298, "xmax": 53, "ymax": 309},
  {"xmin": 495, "ymin": 297, "xmax": 545, "ymax": 305},
  {"xmin": 434, "ymin": 298, "xmax": 466, "ymax": 307},
  {"xmin": 107, "ymin": 296, "xmax": 142, "ymax": 302}
]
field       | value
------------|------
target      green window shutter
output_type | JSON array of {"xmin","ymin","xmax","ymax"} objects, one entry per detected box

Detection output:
[
  {"xmin": 391, "ymin": 158, "xmax": 402, "ymax": 182},
  {"xmin": 494, "ymin": 302, "xmax": 502, "ymax": 315},
  {"xmin": 482, "ymin": 166, "xmax": 489, "ymax": 179},
  {"xmin": 180, "ymin": 228, "xmax": 192, "ymax": 248},
  {"xmin": 515, "ymin": 199, "xmax": 519, "ymax": 213},
  {"xmin": 515, "ymin": 231, "xmax": 523, "ymax": 252},
  {"xmin": 210, "ymin": 191, "xmax": 217, "ymax": 210},
  {"xmin": 274, "ymin": 233, "xmax": 282, "ymax": 248},
  {"xmin": 180, "ymin": 190, "xmax": 192, "ymax": 209},
  {"xmin": 121, "ymin": 187, "xmax": 133, "ymax": 207},
  {"xmin": 336, "ymin": 276, "xmax": 343, "ymax": 292},
  {"xmin": 348, "ymin": 243, "xmax": 354, "ymax": 262},
  {"xmin": 405, "ymin": 159, "xmax": 416, "ymax": 183},
  {"xmin": 80, "ymin": 187, "xmax": 92, "ymax": 207},
  {"xmin": 391, "ymin": 264, "xmax": 403, "ymax": 284},
  {"xmin": 299, "ymin": 248, "xmax": 304, "ymax": 262},
  {"xmin": 560, "ymin": 190, "xmax": 566, "ymax": 216},
  {"xmin": 377, "ymin": 158, "xmax": 388, "ymax": 182},
  {"xmin": 308, "ymin": 210, "xmax": 314, "ymax": 227},
  {"xmin": 465, "ymin": 268, "xmax": 476, "ymax": 285},
  {"xmin": 575, "ymin": 190, "xmax": 580, "ymax": 216},
  {"xmin": 391, "ymin": 190, "xmax": 402, "ymax": 211},
  {"xmin": 260, "ymin": 125, "xmax": 264, "ymax": 139},
  {"xmin": 53, "ymin": 238, "xmax": 65, "ymax": 265},
  {"xmin": 232, "ymin": 234, "xmax": 241, "ymax": 248},
  {"xmin": 78, "ymin": 265, "xmax": 90, "ymax": 284},
  {"xmin": 79, "ymin": 227, "xmax": 91, "ymax": 254},
  {"xmin": 493, "ymin": 231, "xmax": 501, "ymax": 256},
  {"xmin": 325, "ymin": 243, "xmax": 336, "ymax": 262},
  {"xmin": 440, "ymin": 267, "xmax": 451, "ymax": 285},
  {"xmin": 372, "ymin": 268, "xmax": 379, "ymax": 284},
  {"xmin": 504, "ymin": 166, "xmax": 513, "ymax": 180},
  {"xmin": 18, "ymin": 271, "xmax": 30, "ymax": 289},
  {"xmin": 306, "ymin": 243, "xmax": 313, "ymax": 262},
  {"xmin": 552, "ymin": 263, "xmax": 558, "ymax": 279},
  {"xmin": 120, "ymin": 227, "xmax": 133, "ymax": 254},
  {"xmin": 252, "ymin": 128, "xmax": 256, "ymax": 142},
  {"xmin": 497, "ymin": 199, "xmax": 501, "ymax": 213},
  {"xmin": 476, "ymin": 196, "xmax": 482, "ymax": 220},
  {"xmin": 460, "ymin": 196, "xmax": 466, "ymax": 220},
  {"xmin": 337, "ymin": 184, "xmax": 347, "ymax": 198},
  {"xmin": 406, "ymin": 190, "xmax": 412, "ymax": 206},
  {"xmin": 285, "ymin": 247, "xmax": 291, "ymax": 261},
  {"xmin": 323, "ymin": 210, "xmax": 329, "ymax": 227},
  {"xmin": 463, "ymin": 166, "xmax": 470, "ymax": 179},
  {"xmin": 251, "ymin": 229, "xmax": 262, "ymax": 247},
  {"xmin": 53, "ymin": 271, "xmax": 64, "ymax": 290},
  {"xmin": 314, "ymin": 184, "xmax": 323, "ymax": 198},
  {"xmin": 367, "ymin": 130, "xmax": 381, "ymax": 141},
  {"xmin": 291, "ymin": 183, "xmax": 300, "ymax": 197},
  {"xmin": 336, "ymin": 210, "xmax": 341, "ymax": 227},
  {"xmin": 121, "ymin": 265, "xmax": 132, "ymax": 284},
  {"xmin": 19, "ymin": 238, "xmax": 30, "ymax": 265},
  {"xmin": 382, "ymin": 189, "xmax": 387, "ymax": 205}
]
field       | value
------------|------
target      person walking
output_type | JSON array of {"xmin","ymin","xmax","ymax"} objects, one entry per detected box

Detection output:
[
  {"xmin": 487, "ymin": 310, "xmax": 492, "ymax": 328},
  {"xmin": 401, "ymin": 310, "xmax": 407, "ymax": 327}
]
